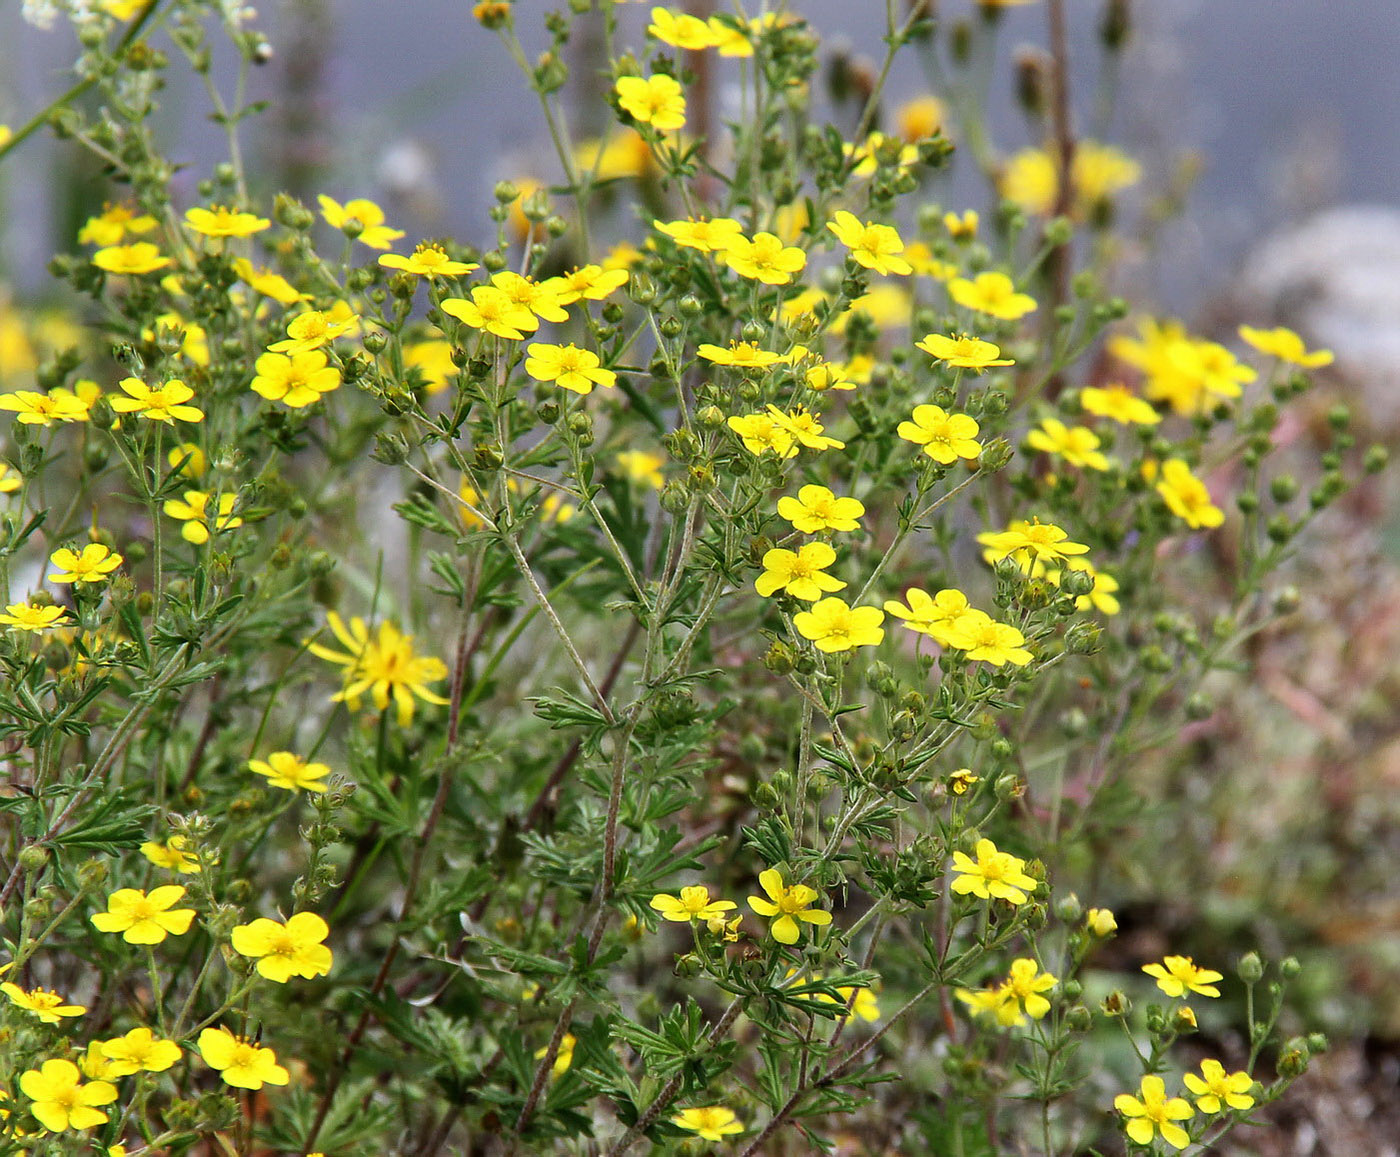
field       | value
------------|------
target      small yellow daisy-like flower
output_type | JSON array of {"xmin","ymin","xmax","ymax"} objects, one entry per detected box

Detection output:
[
  {"xmin": 306, "ymin": 612, "xmax": 450, "ymax": 726},
  {"xmin": 793, "ymin": 597, "xmax": 885, "ymax": 653},
  {"xmin": 140, "ymin": 835, "xmax": 202, "ymax": 874},
  {"xmin": 163, "ymin": 490, "xmax": 243, "ymax": 544},
  {"xmin": 673, "ymin": 1105, "xmax": 745, "ymax": 1141},
  {"xmin": 0, "ymin": 387, "xmax": 91, "ymax": 425},
  {"xmin": 1026, "ymin": 418, "xmax": 1110, "ymax": 471},
  {"xmin": 491, "ymin": 271, "xmax": 571, "ymax": 323},
  {"xmin": 100, "ymin": 1027, "xmax": 183, "ymax": 1076},
  {"xmin": 944, "ymin": 209, "xmax": 979, "ymax": 239},
  {"xmin": 1183, "ymin": 1059, "xmax": 1256, "ymax": 1114},
  {"xmin": 1142, "ymin": 955, "xmax": 1223, "ymax": 999},
  {"xmin": 755, "ymin": 542, "xmax": 846, "ymax": 602},
  {"xmin": 1156, "ymin": 459, "xmax": 1224, "ymax": 530},
  {"xmin": 317, "ymin": 194, "xmax": 405, "ymax": 250},
  {"xmin": 166, "ymin": 441, "xmax": 207, "ymax": 477},
  {"xmin": 78, "ymin": 201, "xmax": 158, "ymax": 246},
  {"xmin": 90, "ymin": 885, "xmax": 196, "ymax": 945},
  {"xmin": 378, "ymin": 243, "xmax": 478, "ymax": 278},
  {"xmin": 943, "ymin": 611, "xmax": 1032, "ymax": 667},
  {"xmin": 948, "ymin": 271, "xmax": 1037, "ymax": 320},
  {"xmin": 897, "ymin": 94, "xmax": 944, "ymax": 142},
  {"xmin": 92, "ymin": 242, "xmax": 171, "ymax": 275},
  {"xmin": 956, "ymin": 958, "xmax": 1057, "ymax": 1028},
  {"xmin": 653, "ymin": 215, "xmax": 745, "ymax": 253},
  {"xmin": 1114, "ymin": 1075, "xmax": 1195, "ymax": 1151},
  {"xmin": 1, "ymin": 982, "xmax": 86, "ymax": 1023},
  {"xmin": 827, "ymin": 210, "xmax": 912, "ymax": 276},
  {"xmin": 765, "ymin": 405, "xmax": 844, "ymax": 451},
  {"xmin": 268, "ymin": 308, "xmax": 359, "ymax": 355},
  {"xmin": 727, "ymin": 412, "xmax": 797, "ymax": 459},
  {"xmin": 534, "ymin": 1033, "xmax": 577, "ymax": 1078},
  {"xmin": 723, "ymin": 231, "xmax": 807, "ymax": 284},
  {"xmin": 697, "ymin": 341, "xmax": 783, "ymax": 369},
  {"xmin": 48, "ymin": 543, "xmax": 122, "ymax": 584},
  {"xmin": 249, "ymin": 751, "xmax": 332, "ymax": 794},
  {"xmin": 231, "ymin": 911, "xmax": 334, "ymax": 982},
  {"xmin": 949, "ymin": 768, "xmax": 980, "ymax": 795},
  {"xmin": 916, "ymin": 333, "xmax": 1014, "ymax": 370},
  {"xmin": 1079, "ymin": 382, "xmax": 1160, "ymax": 425},
  {"xmin": 18, "ymin": 1060, "xmax": 117, "ymax": 1133},
  {"xmin": 184, "ymin": 205, "xmax": 271, "ymax": 238},
  {"xmin": 1238, "ymin": 324, "xmax": 1333, "ymax": 369},
  {"xmin": 109, "ymin": 377, "xmax": 204, "ymax": 424},
  {"xmin": 615, "ymin": 73, "xmax": 687, "ymax": 132},
  {"xmin": 0, "ymin": 601, "xmax": 68, "ymax": 631},
  {"xmin": 647, "ymin": 6, "xmax": 718, "ymax": 49},
  {"xmin": 524, "ymin": 343, "xmax": 616, "ymax": 395},
  {"xmin": 1, "ymin": 462, "xmax": 22, "ymax": 492},
  {"xmin": 1000, "ymin": 147, "xmax": 1058, "ymax": 215},
  {"xmin": 883, "ymin": 587, "xmax": 980, "ymax": 648},
  {"xmin": 198, "ymin": 1027, "xmax": 290, "ymax": 1091},
  {"xmin": 616, "ymin": 450, "xmax": 665, "ymax": 489},
  {"xmin": 777, "ymin": 485, "xmax": 864, "ymax": 533},
  {"xmin": 649, "ymin": 885, "xmax": 736, "ymax": 923},
  {"xmin": 950, "ymin": 837, "xmax": 1037, "ymax": 904},
  {"xmin": 897, "ymin": 404, "xmax": 982, "ymax": 463},
  {"xmin": 1073, "ymin": 141, "xmax": 1142, "ymax": 203},
  {"xmin": 747, "ymin": 868, "xmax": 833, "ymax": 944},
  {"xmin": 250, "ymin": 350, "xmax": 342, "ymax": 409},
  {"xmin": 441, "ymin": 286, "xmax": 539, "ymax": 341},
  {"xmin": 977, "ymin": 518, "xmax": 1090, "ymax": 572},
  {"xmin": 1085, "ymin": 907, "xmax": 1117, "ymax": 936},
  {"xmin": 552, "ymin": 264, "xmax": 629, "ymax": 303}
]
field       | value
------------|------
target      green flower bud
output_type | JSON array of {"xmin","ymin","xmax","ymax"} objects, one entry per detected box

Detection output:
[
  {"xmin": 1279, "ymin": 956, "xmax": 1301, "ymax": 978},
  {"xmin": 1064, "ymin": 1004, "xmax": 1093, "ymax": 1032},
  {"xmin": 1364, "ymin": 444, "xmax": 1389, "ymax": 474},
  {"xmin": 1237, "ymin": 951, "xmax": 1264, "ymax": 983}
]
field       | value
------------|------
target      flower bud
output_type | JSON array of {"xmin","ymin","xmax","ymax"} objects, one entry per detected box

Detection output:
[
  {"xmin": 1100, "ymin": 990, "xmax": 1130, "ymax": 1017},
  {"xmin": 1279, "ymin": 956, "xmax": 1301, "ymax": 978}
]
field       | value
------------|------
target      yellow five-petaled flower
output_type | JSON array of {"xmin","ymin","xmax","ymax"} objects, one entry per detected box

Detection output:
[
  {"xmin": 90, "ymin": 885, "xmax": 196, "ymax": 945},
  {"xmin": 747, "ymin": 868, "xmax": 833, "ymax": 944},
  {"xmin": 232, "ymin": 911, "xmax": 334, "ymax": 982},
  {"xmin": 649, "ymin": 886, "xmax": 737, "ymax": 924},
  {"xmin": 1114, "ymin": 1075, "xmax": 1194, "ymax": 1150},
  {"xmin": 950, "ymin": 838, "xmax": 1037, "ymax": 904}
]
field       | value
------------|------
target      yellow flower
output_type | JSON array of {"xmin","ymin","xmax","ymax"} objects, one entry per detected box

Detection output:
[
  {"xmin": 198, "ymin": 1027, "xmax": 290, "ymax": 1090},
  {"xmin": 232, "ymin": 911, "xmax": 334, "ymax": 982},
  {"xmin": 1156, "ymin": 459, "xmax": 1224, "ymax": 530},
  {"xmin": 1, "ymin": 982, "xmax": 85, "ymax": 1023},
  {"xmin": 140, "ymin": 835, "xmax": 202, "ymax": 873},
  {"xmin": 755, "ymin": 542, "xmax": 846, "ymax": 601},
  {"xmin": 647, "ymin": 6, "xmax": 717, "ymax": 49},
  {"xmin": 950, "ymin": 838, "xmax": 1037, "ymax": 904},
  {"xmin": 18, "ymin": 1060, "xmax": 116, "ymax": 1133},
  {"xmin": 79, "ymin": 1040, "xmax": 118, "ymax": 1082},
  {"xmin": 1238, "ymin": 324, "xmax": 1333, "ymax": 368},
  {"xmin": 727, "ymin": 412, "xmax": 797, "ymax": 459},
  {"xmin": 575, "ymin": 131, "xmax": 654, "ymax": 181},
  {"xmin": 1026, "ymin": 418, "xmax": 1109, "ymax": 471},
  {"xmin": 653, "ymin": 215, "xmax": 744, "ymax": 253},
  {"xmin": 1000, "ymin": 148, "xmax": 1058, "ymax": 215},
  {"xmin": 673, "ymin": 1105, "xmax": 744, "ymax": 1141},
  {"xmin": 317, "ymin": 194, "xmax": 405, "ymax": 249},
  {"xmin": 747, "ymin": 868, "xmax": 832, "ymax": 944},
  {"xmin": 1142, "ymin": 955, "xmax": 1223, "ymax": 999},
  {"xmin": 0, "ymin": 601, "xmax": 68, "ymax": 631},
  {"xmin": 897, "ymin": 404, "xmax": 982, "ymax": 463},
  {"xmin": 403, "ymin": 339, "xmax": 457, "ymax": 394},
  {"xmin": 249, "ymin": 751, "xmax": 332, "ymax": 793},
  {"xmin": 944, "ymin": 209, "xmax": 979, "ymax": 240},
  {"xmin": 553, "ymin": 264, "xmax": 629, "ymax": 302},
  {"xmin": 1115, "ymin": 1075, "xmax": 1194, "ymax": 1150},
  {"xmin": 698, "ymin": 341, "xmax": 782, "ymax": 369},
  {"xmin": 1073, "ymin": 141, "xmax": 1141, "ymax": 203},
  {"xmin": 1079, "ymin": 382, "xmax": 1160, "ymax": 425},
  {"xmin": 915, "ymin": 333, "xmax": 1013, "ymax": 370},
  {"xmin": 723, "ymin": 231, "xmax": 807, "ymax": 284},
  {"xmin": 948, "ymin": 271, "xmax": 1037, "ymax": 320},
  {"xmin": 491, "ymin": 271, "xmax": 571, "ymax": 323},
  {"xmin": 534, "ymin": 1033, "xmax": 576, "ymax": 1078},
  {"xmin": 0, "ymin": 387, "xmax": 91, "ymax": 425},
  {"xmin": 269, "ymin": 308, "xmax": 359, "ymax": 355},
  {"xmin": 957, "ymin": 958, "xmax": 1057, "ymax": 1027},
  {"xmin": 307, "ymin": 612, "xmax": 450, "ymax": 725},
  {"xmin": 1085, "ymin": 907, "xmax": 1117, "ymax": 936},
  {"xmin": 649, "ymin": 886, "xmax": 736, "ymax": 923},
  {"xmin": 185, "ymin": 204, "xmax": 270, "ymax": 238},
  {"xmin": 883, "ymin": 587, "xmax": 981, "ymax": 648},
  {"xmin": 378, "ymin": 243, "xmax": 478, "ymax": 278},
  {"xmin": 765, "ymin": 405, "xmax": 844, "ymax": 451},
  {"xmin": 946, "ymin": 611, "xmax": 1033, "ymax": 666},
  {"xmin": 92, "ymin": 242, "xmax": 171, "ymax": 275},
  {"xmin": 100, "ymin": 1027, "xmax": 183, "ymax": 1075},
  {"xmin": 110, "ymin": 377, "xmax": 204, "ymax": 424},
  {"xmin": 977, "ymin": 519, "xmax": 1089, "ymax": 572},
  {"xmin": 0, "ymin": 462, "xmax": 21, "ymax": 492},
  {"xmin": 441, "ymin": 286, "xmax": 539, "ymax": 340},
  {"xmin": 803, "ymin": 360, "xmax": 860, "ymax": 392},
  {"xmin": 167, "ymin": 441, "xmax": 207, "ymax": 477},
  {"xmin": 525, "ymin": 343, "xmax": 615, "ymax": 394},
  {"xmin": 897, "ymin": 94, "xmax": 944, "ymax": 142},
  {"xmin": 777, "ymin": 484, "xmax": 864, "ymax": 533},
  {"xmin": 615, "ymin": 73, "xmax": 687, "ymax": 131},
  {"xmin": 1183, "ymin": 1059, "xmax": 1256, "ymax": 1114},
  {"xmin": 616, "ymin": 450, "xmax": 665, "ymax": 489},
  {"xmin": 826, "ymin": 210, "xmax": 911, "ymax": 276},
  {"xmin": 250, "ymin": 350, "xmax": 342, "ymax": 409},
  {"xmin": 163, "ymin": 490, "xmax": 242, "ymax": 544},
  {"xmin": 232, "ymin": 258, "xmax": 308, "ymax": 304},
  {"xmin": 90, "ymin": 885, "xmax": 196, "ymax": 944},
  {"xmin": 792, "ymin": 597, "xmax": 885, "ymax": 653},
  {"xmin": 949, "ymin": 768, "xmax": 980, "ymax": 795},
  {"xmin": 78, "ymin": 202, "xmax": 158, "ymax": 246},
  {"xmin": 48, "ymin": 543, "xmax": 122, "ymax": 584}
]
